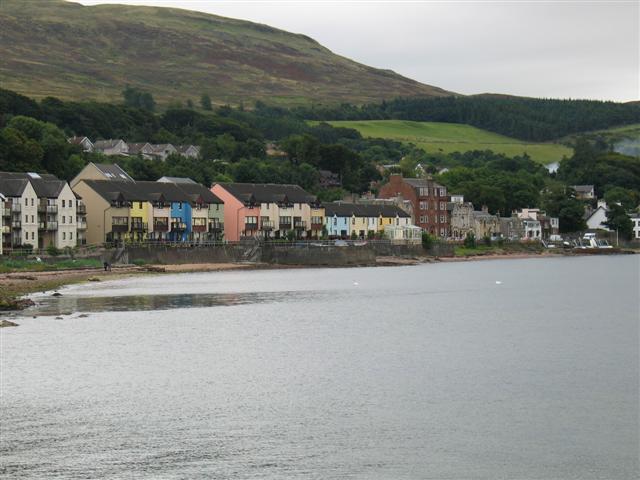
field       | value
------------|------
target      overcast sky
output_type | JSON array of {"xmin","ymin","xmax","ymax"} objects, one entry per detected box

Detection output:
[{"xmin": 76, "ymin": 0, "xmax": 639, "ymax": 102}]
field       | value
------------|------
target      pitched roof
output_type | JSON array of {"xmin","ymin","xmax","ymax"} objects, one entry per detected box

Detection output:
[
  {"xmin": 94, "ymin": 139, "xmax": 125, "ymax": 150},
  {"xmin": 93, "ymin": 163, "xmax": 135, "ymax": 182},
  {"xmin": 215, "ymin": 182, "xmax": 316, "ymax": 204},
  {"xmin": 0, "ymin": 172, "xmax": 66, "ymax": 198},
  {"xmin": 324, "ymin": 202, "xmax": 410, "ymax": 218},
  {"xmin": 572, "ymin": 185, "xmax": 595, "ymax": 193},
  {"xmin": 0, "ymin": 178, "xmax": 29, "ymax": 197},
  {"xmin": 79, "ymin": 179, "xmax": 221, "ymax": 204},
  {"xmin": 172, "ymin": 182, "xmax": 222, "ymax": 204},
  {"xmin": 403, "ymin": 178, "xmax": 446, "ymax": 189},
  {"xmin": 157, "ymin": 176, "xmax": 197, "ymax": 184},
  {"xmin": 67, "ymin": 136, "xmax": 92, "ymax": 145},
  {"xmin": 127, "ymin": 142, "xmax": 152, "ymax": 155},
  {"xmin": 175, "ymin": 145, "xmax": 200, "ymax": 154}
]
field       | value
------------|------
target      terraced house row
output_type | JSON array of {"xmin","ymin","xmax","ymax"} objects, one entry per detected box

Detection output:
[
  {"xmin": 70, "ymin": 164, "xmax": 224, "ymax": 244},
  {"xmin": 1, "ymin": 171, "xmax": 87, "ymax": 251}
]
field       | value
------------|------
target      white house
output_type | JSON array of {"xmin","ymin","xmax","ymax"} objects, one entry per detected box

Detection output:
[
  {"xmin": 630, "ymin": 213, "xmax": 640, "ymax": 240},
  {"xmin": 585, "ymin": 200, "xmax": 609, "ymax": 231},
  {"xmin": 150, "ymin": 144, "xmax": 178, "ymax": 161}
]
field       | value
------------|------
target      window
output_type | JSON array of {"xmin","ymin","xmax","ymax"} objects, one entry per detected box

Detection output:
[
  {"xmin": 62, "ymin": 200, "xmax": 66, "ymax": 208},
  {"xmin": 62, "ymin": 216, "xmax": 66, "ymax": 224},
  {"xmin": 31, "ymin": 215, "xmax": 34, "ymax": 223},
  {"xmin": 139, "ymin": 202, "xmax": 143, "ymax": 209},
  {"xmin": 439, "ymin": 188, "xmax": 446, "ymax": 196},
  {"xmin": 440, "ymin": 202, "xmax": 446, "ymax": 210},
  {"xmin": 440, "ymin": 215, "xmax": 445, "ymax": 223},
  {"xmin": 419, "ymin": 215, "xmax": 426, "ymax": 223},
  {"xmin": 419, "ymin": 201, "xmax": 427, "ymax": 210},
  {"xmin": 32, "ymin": 232, "xmax": 35, "ymax": 240},
  {"xmin": 352, "ymin": 217, "xmax": 355, "ymax": 225},
  {"xmin": 70, "ymin": 200, "xmax": 73, "ymax": 208},
  {"xmin": 178, "ymin": 202, "xmax": 183, "ymax": 210},
  {"xmin": 333, "ymin": 217, "xmax": 337, "ymax": 225},
  {"xmin": 440, "ymin": 228, "xmax": 446, "ymax": 237},
  {"xmin": 31, "ymin": 198, "xmax": 34, "ymax": 206},
  {"xmin": 70, "ymin": 232, "xmax": 73, "ymax": 240},
  {"xmin": 63, "ymin": 232, "xmax": 66, "ymax": 240}
]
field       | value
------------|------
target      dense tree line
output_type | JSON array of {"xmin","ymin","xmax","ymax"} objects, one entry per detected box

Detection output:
[{"xmin": 294, "ymin": 96, "xmax": 640, "ymax": 142}]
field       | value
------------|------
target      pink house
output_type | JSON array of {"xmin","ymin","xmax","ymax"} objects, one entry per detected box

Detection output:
[{"xmin": 211, "ymin": 183, "xmax": 260, "ymax": 241}]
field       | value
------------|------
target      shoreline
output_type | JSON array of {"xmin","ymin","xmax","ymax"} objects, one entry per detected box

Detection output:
[{"xmin": 0, "ymin": 250, "xmax": 635, "ymax": 315}]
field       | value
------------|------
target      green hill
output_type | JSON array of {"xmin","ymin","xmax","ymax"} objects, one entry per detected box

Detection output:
[
  {"xmin": 0, "ymin": 0, "xmax": 452, "ymax": 107},
  {"xmin": 314, "ymin": 120, "xmax": 573, "ymax": 164}
]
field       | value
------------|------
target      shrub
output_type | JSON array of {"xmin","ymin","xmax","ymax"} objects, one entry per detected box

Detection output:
[
  {"xmin": 367, "ymin": 230, "xmax": 375, "ymax": 239},
  {"xmin": 483, "ymin": 235, "xmax": 492, "ymax": 246},
  {"xmin": 46, "ymin": 244, "xmax": 61, "ymax": 256},
  {"xmin": 463, "ymin": 232, "xmax": 477, "ymax": 248},
  {"xmin": 421, "ymin": 232, "xmax": 434, "ymax": 250},
  {"xmin": 350, "ymin": 231, "xmax": 358, "ymax": 240}
]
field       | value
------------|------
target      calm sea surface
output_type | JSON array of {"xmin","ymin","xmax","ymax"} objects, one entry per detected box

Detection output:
[{"xmin": 1, "ymin": 256, "xmax": 638, "ymax": 479}]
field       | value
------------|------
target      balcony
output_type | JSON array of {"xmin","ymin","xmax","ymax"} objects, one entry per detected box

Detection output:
[
  {"xmin": 192, "ymin": 224, "xmax": 208, "ymax": 233},
  {"xmin": 153, "ymin": 222, "xmax": 169, "ymax": 232},
  {"xmin": 130, "ymin": 222, "xmax": 148, "ymax": 232},
  {"xmin": 11, "ymin": 203, "xmax": 21, "ymax": 213},
  {"xmin": 38, "ymin": 221, "xmax": 46, "ymax": 230},
  {"xmin": 245, "ymin": 222, "xmax": 258, "ymax": 231},
  {"xmin": 77, "ymin": 221, "xmax": 87, "ymax": 230},
  {"xmin": 76, "ymin": 204, "xmax": 87, "ymax": 214},
  {"xmin": 47, "ymin": 222, "xmax": 58, "ymax": 231},
  {"xmin": 209, "ymin": 221, "xmax": 223, "ymax": 232},
  {"xmin": 260, "ymin": 220, "xmax": 275, "ymax": 230},
  {"xmin": 2, "ymin": 207, "xmax": 11, "ymax": 217},
  {"xmin": 38, "ymin": 204, "xmax": 58, "ymax": 214},
  {"xmin": 111, "ymin": 222, "xmax": 129, "ymax": 233},
  {"xmin": 171, "ymin": 222, "xmax": 187, "ymax": 231},
  {"xmin": 11, "ymin": 220, "xmax": 21, "ymax": 229},
  {"xmin": 278, "ymin": 222, "xmax": 292, "ymax": 230},
  {"xmin": 294, "ymin": 220, "xmax": 307, "ymax": 230},
  {"xmin": 311, "ymin": 220, "xmax": 323, "ymax": 229}
]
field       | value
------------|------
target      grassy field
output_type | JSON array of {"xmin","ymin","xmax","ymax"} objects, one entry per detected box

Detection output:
[{"xmin": 316, "ymin": 120, "xmax": 572, "ymax": 164}]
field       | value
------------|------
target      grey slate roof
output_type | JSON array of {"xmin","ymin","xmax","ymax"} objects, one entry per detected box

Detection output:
[
  {"xmin": 0, "ymin": 178, "xmax": 29, "ymax": 197},
  {"xmin": 0, "ymin": 172, "xmax": 66, "ymax": 198},
  {"xmin": 324, "ymin": 202, "xmax": 410, "ymax": 218},
  {"xmin": 93, "ymin": 163, "xmax": 135, "ymax": 182},
  {"xmin": 158, "ymin": 176, "xmax": 198, "ymax": 184},
  {"xmin": 216, "ymin": 183, "xmax": 317, "ymax": 204},
  {"xmin": 94, "ymin": 139, "xmax": 125, "ymax": 150},
  {"xmin": 403, "ymin": 178, "xmax": 446, "ymax": 189},
  {"xmin": 80, "ymin": 179, "xmax": 221, "ymax": 204}
]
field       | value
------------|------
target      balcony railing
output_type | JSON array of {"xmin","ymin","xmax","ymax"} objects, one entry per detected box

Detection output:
[
  {"xmin": 38, "ymin": 221, "xmax": 46, "ymax": 230},
  {"xmin": 153, "ymin": 222, "xmax": 169, "ymax": 232},
  {"xmin": 192, "ymin": 224, "xmax": 208, "ymax": 232},
  {"xmin": 130, "ymin": 222, "xmax": 148, "ymax": 232},
  {"xmin": 171, "ymin": 222, "xmax": 187, "ymax": 231},
  {"xmin": 294, "ymin": 220, "xmax": 307, "ymax": 230},
  {"xmin": 76, "ymin": 204, "xmax": 87, "ymax": 214},
  {"xmin": 77, "ymin": 221, "xmax": 87, "ymax": 230},
  {"xmin": 278, "ymin": 222, "xmax": 292, "ymax": 230},
  {"xmin": 209, "ymin": 221, "xmax": 224, "ymax": 232},
  {"xmin": 11, "ymin": 220, "xmax": 21, "ymax": 229},
  {"xmin": 111, "ymin": 223, "xmax": 129, "ymax": 233},
  {"xmin": 11, "ymin": 204, "xmax": 21, "ymax": 212},
  {"xmin": 261, "ymin": 220, "xmax": 275, "ymax": 230},
  {"xmin": 2, "ymin": 207, "xmax": 11, "ymax": 217},
  {"xmin": 311, "ymin": 221, "xmax": 323, "ymax": 229},
  {"xmin": 46, "ymin": 205, "xmax": 58, "ymax": 214},
  {"xmin": 245, "ymin": 222, "xmax": 258, "ymax": 230},
  {"xmin": 47, "ymin": 221, "xmax": 58, "ymax": 231}
]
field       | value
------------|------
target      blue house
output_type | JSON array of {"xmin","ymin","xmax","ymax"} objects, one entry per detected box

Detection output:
[
  {"xmin": 324, "ymin": 203, "xmax": 354, "ymax": 238},
  {"xmin": 169, "ymin": 200, "xmax": 192, "ymax": 241}
]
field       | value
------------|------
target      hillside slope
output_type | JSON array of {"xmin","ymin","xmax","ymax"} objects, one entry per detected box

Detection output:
[
  {"xmin": 0, "ymin": 0, "xmax": 453, "ymax": 106},
  {"xmin": 316, "ymin": 120, "xmax": 573, "ymax": 164}
]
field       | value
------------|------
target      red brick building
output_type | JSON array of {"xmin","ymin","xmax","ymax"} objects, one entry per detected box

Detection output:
[{"xmin": 378, "ymin": 174, "xmax": 450, "ymax": 237}]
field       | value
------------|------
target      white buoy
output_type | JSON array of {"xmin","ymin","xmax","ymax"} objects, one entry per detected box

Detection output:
[
  {"xmin": 353, "ymin": 281, "xmax": 359, "ymax": 286},
  {"xmin": 495, "ymin": 281, "xmax": 502, "ymax": 285}
]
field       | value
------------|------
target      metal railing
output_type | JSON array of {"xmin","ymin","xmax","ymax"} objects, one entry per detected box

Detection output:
[{"xmin": 47, "ymin": 221, "xmax": 58, "ymax": 231}]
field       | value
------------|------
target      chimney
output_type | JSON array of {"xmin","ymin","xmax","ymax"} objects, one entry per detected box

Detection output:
[{"xmin": 481, "ymin": 205, "xmax": 488, "ymax": 213}]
